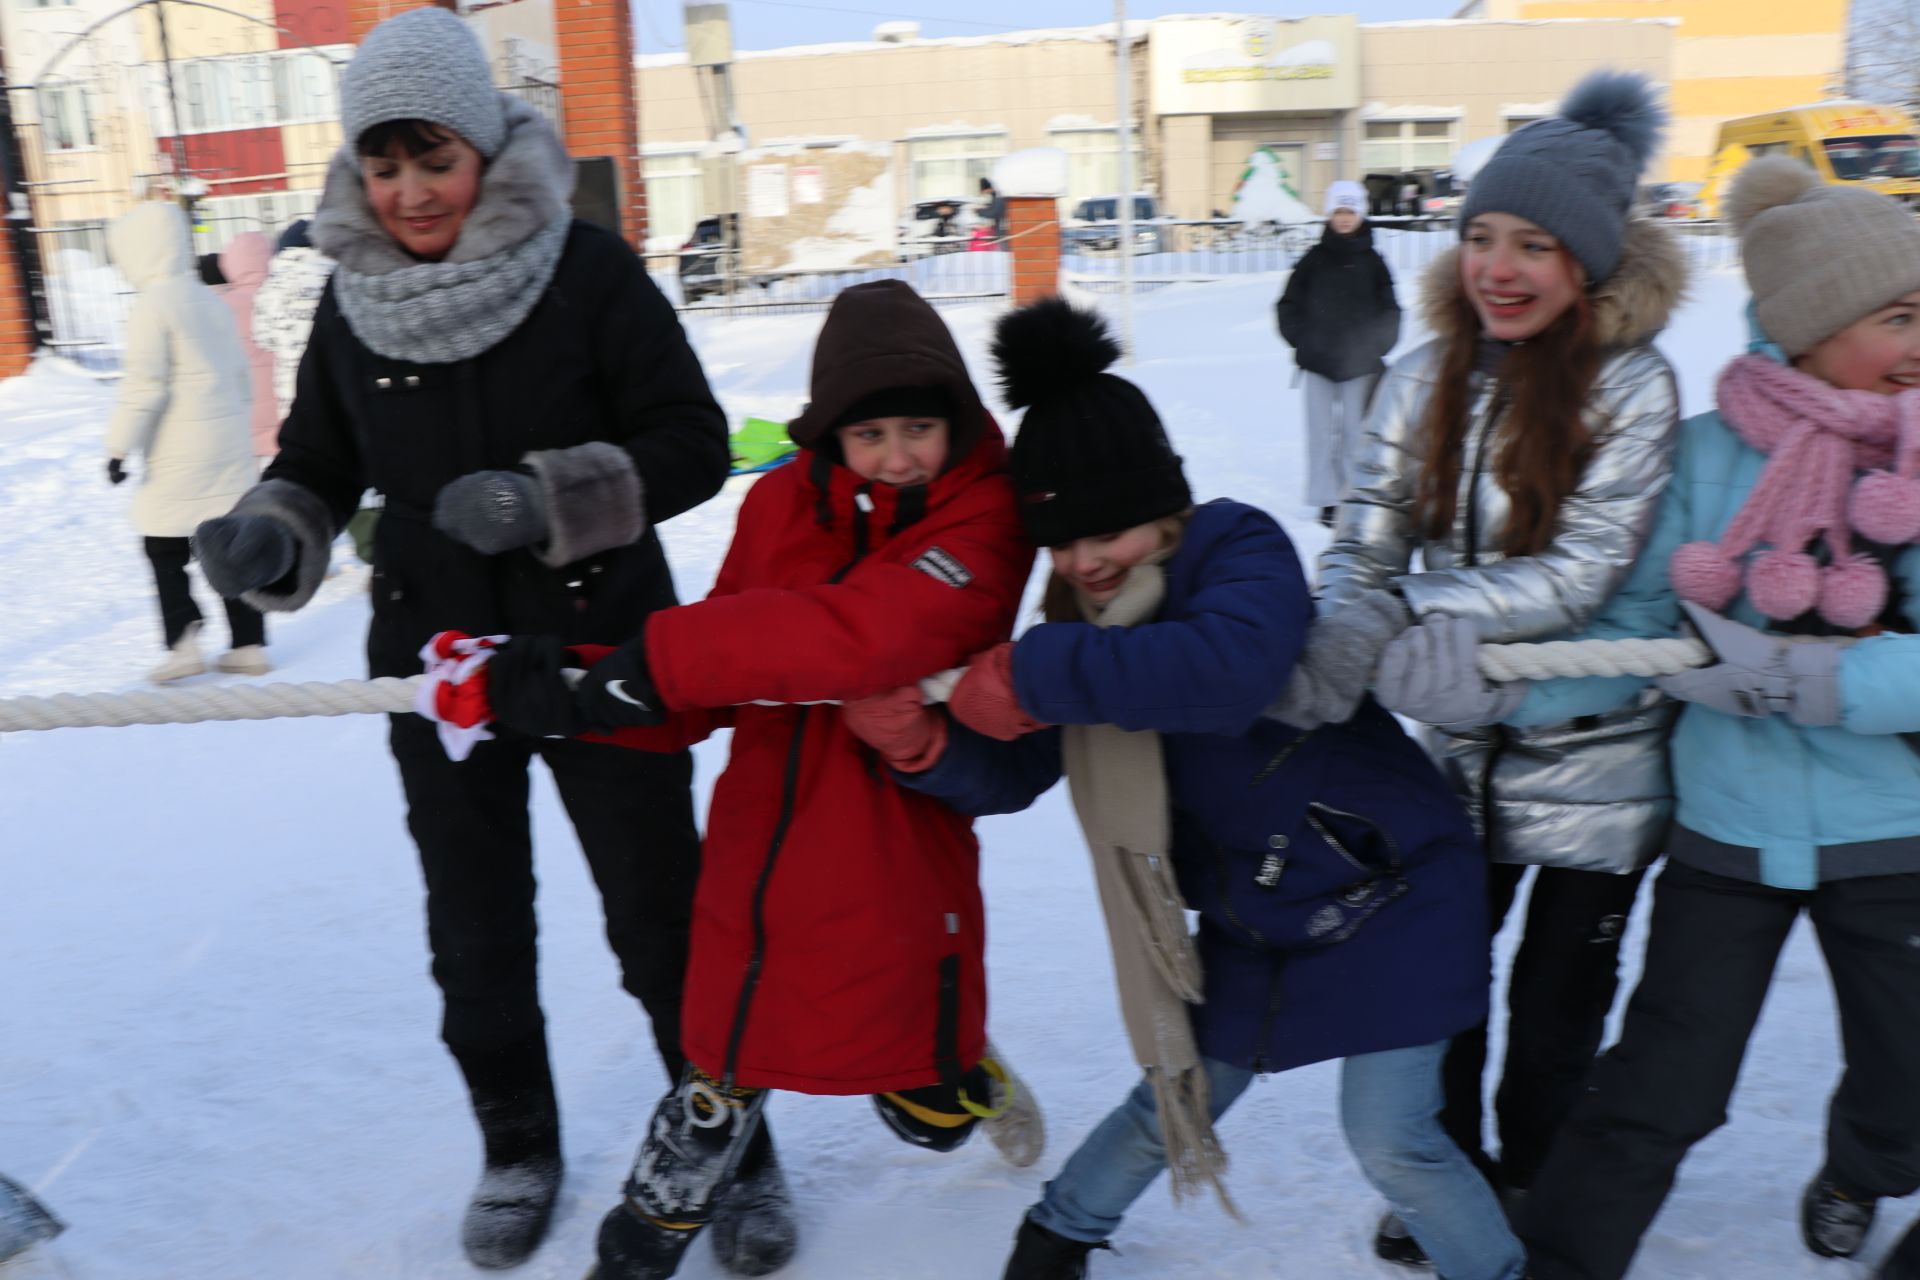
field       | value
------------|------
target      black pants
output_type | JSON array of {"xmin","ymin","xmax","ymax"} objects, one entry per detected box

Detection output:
[
  {"xmin": 145, "ymin": 535, "xmax": 265, "ymax": 649},
  {"xmin": 389, "ymin": 713, "xmax": 700, "ymax": 1081},
  {"xmin": 1440, "ymin": 860, "xmax": 1646, "ymax": 1190},
  {"xmin": 1522, "ymin": 861, "xmax": 1920, "ymax": 1280}
]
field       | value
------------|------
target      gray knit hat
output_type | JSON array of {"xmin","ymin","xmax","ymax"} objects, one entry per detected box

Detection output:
[
  {"xmin": 340, "ymin": 8, "xmax": 506, "ymax": 159},
  {"xmin": 1460, "ymin": 70, "xmax": 1665, "ymax": 285},
  {"xmin": 1729, "ymin": 155, "xmax": 1920, "ymax": 356}
]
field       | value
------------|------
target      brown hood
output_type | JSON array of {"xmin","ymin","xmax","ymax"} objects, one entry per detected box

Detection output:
[
  {"xmin": 1420, "ymin": 217, "xmax": 1688, "ymax": 349},
  {"xmin": 787, "ymin": 279, "xmax": 988, "ymax": 457}
]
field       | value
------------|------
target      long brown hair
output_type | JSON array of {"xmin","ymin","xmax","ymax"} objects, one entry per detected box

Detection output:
[{"xmin": 1413, "ymin": 278, "xmax": 1604, "ymax": 558}]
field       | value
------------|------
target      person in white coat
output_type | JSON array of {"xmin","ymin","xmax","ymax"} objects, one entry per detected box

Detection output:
[{"xmin": 105, "ymin": 202, "xmax": 270, "ymax": 682}]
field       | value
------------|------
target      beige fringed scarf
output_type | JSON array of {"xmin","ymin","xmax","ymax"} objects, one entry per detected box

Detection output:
[{"xmin": 1053, "ymin": 554, "xmax": 1237, "ymax": 1213}]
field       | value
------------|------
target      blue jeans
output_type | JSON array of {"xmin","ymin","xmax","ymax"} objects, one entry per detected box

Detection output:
[{"xmin": 1029, "ymin": 1041, "xmax": 1526, "ymax": 1280}]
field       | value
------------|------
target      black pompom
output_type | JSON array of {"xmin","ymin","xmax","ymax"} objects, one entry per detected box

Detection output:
[{"xmin": 991, "ymin": 296, "xmax": 1121, "ymax": 410}]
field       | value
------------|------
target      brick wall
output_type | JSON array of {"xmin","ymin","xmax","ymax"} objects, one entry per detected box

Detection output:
[
  {"xmin": 1006, "ymin": 196, "xmax": 1060, "ymax": 305},
  {"xmin": 0, "ymin": 227, "xmax": 34, "ymax": 378}
]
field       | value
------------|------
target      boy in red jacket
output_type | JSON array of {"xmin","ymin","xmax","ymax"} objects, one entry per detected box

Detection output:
[{"xmin": 468, "ymin": 281, "xmax": 1038, "ymax": 1280}]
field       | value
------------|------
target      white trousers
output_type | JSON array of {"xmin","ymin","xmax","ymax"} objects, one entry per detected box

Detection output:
[{"xmin": 1302, "ymin": 371, "xmax": 1378, "ymax": 509}]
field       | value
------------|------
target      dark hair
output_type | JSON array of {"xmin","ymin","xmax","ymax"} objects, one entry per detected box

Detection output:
[
  {"xmin": 356, "ymin": 118, "xmax": 456, "ymax": 159},
  {"xmin": 1414, "ymin": 264, "xmax": 1602, "ymax": 558}
]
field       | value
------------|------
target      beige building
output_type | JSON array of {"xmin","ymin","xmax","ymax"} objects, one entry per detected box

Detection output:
[{"xmin": 633, "ymin": 12, "xmax": 1692, "ymax": 243}]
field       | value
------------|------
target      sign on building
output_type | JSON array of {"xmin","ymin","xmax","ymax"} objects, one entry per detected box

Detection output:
[{"xmin": 1148, "ymin": 15, "xmax": 1360, "ymax": 117}]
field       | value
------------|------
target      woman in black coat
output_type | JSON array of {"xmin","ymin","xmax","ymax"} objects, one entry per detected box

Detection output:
[
  {"xmin": 1276, "ymin": 181, "xmax": 1401, "ymax": 525},
  {"xmin": 191, "ymin": 10, "xmax": 788, "ymax": 1273}
]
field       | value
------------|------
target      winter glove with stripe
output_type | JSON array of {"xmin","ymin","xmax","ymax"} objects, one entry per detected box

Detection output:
[
  {"xmin": 193, "ymin": 514, "xmax": 297, "ymax": 598},
  {"xmin": 487, "ymin": 634, "xmax": 668, "ymax": 740},
  {"xmin": 948, "ymin": 643, "xmax": 1049, "ymax": 741},
  {"xmin": 1267, "ymin": 588, "xmax": 1413, "ymax": 730},
  {"xmin": 842, "ymin": 686, "xmax": 949, "ymax": 772},
  {"xmin": 1374, "ymin": 614, "xmax": 1526, "ymax": 730},
  {"xmin": 1656, "ymin": 601, "xmax": 1848, "ymax": 727},
  {"xmin": 432, "ymin": 469, "xmax": 551, "ymax": 556}
]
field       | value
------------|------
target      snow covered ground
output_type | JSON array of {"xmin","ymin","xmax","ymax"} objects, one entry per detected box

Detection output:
[{"xmin": 2, "ymin": 261, "xmax": 1911, "ymax": 1279}]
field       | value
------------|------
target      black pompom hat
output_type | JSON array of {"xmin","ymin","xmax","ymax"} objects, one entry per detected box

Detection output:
[{"xmin": 993, "ymin": 297, "xmax": 1191, "ymax": 547}]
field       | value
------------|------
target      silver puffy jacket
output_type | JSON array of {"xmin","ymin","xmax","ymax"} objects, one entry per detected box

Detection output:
[{"xmin": 1317, "ymin": 220, "xmax": 1687, "ymax": 873}]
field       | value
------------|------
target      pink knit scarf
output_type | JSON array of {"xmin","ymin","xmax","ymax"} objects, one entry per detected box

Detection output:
[{"xmin": 1671, "ymin": 353, "xmax": 1920, "ymax": 628}]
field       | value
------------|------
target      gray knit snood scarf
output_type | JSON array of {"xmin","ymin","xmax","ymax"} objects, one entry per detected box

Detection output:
[{"xmin": 312, "ymin": 95, "xmax": 575, "ymax": 365}]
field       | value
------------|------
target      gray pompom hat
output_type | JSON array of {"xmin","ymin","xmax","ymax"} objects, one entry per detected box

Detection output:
[
  {"xmin": 340, "ymin": 8, "xmax": 506, "ymax": 159},
  {"xmin": 1728, "ymin": 155, "xmax": 1920, "ymax": 356},
  {"xmin": 1460, "ymin": 69, "xmax": 1666, "ymax": 285}
]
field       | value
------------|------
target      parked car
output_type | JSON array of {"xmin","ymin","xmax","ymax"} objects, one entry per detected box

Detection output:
[
  {"xmin": 899, "ymin": 197, "xmax": 979, "ymax": 259},
  {"xmin": 678, "ymin": 214, "xmax": 739, "ymax": 302},
  {"xmin": 1063, "ymin": 194, "xmax": 1169, "ymax": 254}
]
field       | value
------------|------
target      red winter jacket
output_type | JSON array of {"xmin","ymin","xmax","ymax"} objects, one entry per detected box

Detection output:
[{"xmin": 597, "ymin": 426, "xmax": 1031, "ymax": 1093}]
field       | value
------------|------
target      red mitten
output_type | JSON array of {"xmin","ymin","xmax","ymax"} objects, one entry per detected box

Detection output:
[
  {"xmin": 946, "ymin": 642, "xmax": 1048, "ymax": 742},
  {"xmin": 415, "ymin": 631, "xmax": 509, "ymax": 760},
  {"xmin": 842, "ymin": 685, "xmax": 949, "ymax": 772}
]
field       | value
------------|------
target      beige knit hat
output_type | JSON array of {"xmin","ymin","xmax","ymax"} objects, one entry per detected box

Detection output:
[{"xmin": 1730, "ymin": 155, "xmax": 1920, "ymax": 356}]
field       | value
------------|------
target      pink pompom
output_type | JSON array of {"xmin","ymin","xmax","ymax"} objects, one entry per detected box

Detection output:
[
  {"xmin": 1851, "ymin": 470, "xmax": 1920, "ymax": 546},
  {"xmin": 1670, "ymin": 541, "xmax": 1740, "ymax": 611},
  {"xmin": 1747, "ymin": 548, "xmax": 1820, "ymax": 620},
  {"xmin": 1819, "ymin": 554, "xmax": 1888, "ymax": 630}
]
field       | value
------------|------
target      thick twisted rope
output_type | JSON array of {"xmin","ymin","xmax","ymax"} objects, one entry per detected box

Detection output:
[{"xmin": 0, "ymin": 637, "xmax": 1711, "ymax": 734}]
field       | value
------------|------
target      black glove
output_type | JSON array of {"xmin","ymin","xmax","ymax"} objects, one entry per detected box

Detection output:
[
  {"xmin": 107, "ymin": 457, "xmax": 128, "ymax": 485},
  {"xmin": 433, "ymin": 470, "xmax": 550, "ymax": 555},
  {"xmin": 193, "ymin": 515, "xmax": 297, "ymax": 598},
  {"xmin": 573, "ymin": 636, "xmax": 667, "ymax": 732},
  {"xmin": 489, "ymin": 634, "xmax": 667, "ymax": 739}
]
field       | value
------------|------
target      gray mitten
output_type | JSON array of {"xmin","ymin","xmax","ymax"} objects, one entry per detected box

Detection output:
[
  {"xmin": 433, "ymin": 470, "xmax": 551, "ymax": 556},
  {"xmin": 1375, "ymin": 614, "xmax": 1525, "ymax": 729},
  {"xmin": 1267, "ymin": 588, "xmax": 1413, "ymax": 729},
  {"xmin": 1655, "ymin": 601, "xmax": 1848, "ymax": 727},
  {"xmin": 193, "ymin": 515, "xmax": 297, "ymax": 598}
]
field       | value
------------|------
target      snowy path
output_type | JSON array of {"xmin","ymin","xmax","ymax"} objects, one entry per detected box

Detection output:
[{"xmin": 1, "ymin": 270, "xmax": 1909, "ymax": 1278}]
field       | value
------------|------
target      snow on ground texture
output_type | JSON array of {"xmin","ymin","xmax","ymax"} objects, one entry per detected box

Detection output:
[{"xmin": 2, "ymin": 263, "xmax": 1912, "ymax": 1278}]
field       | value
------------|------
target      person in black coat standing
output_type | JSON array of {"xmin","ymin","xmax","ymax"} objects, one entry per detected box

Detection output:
[
  {"xmin": 188, "ymin": 10, "xmax": 788, "ymax": 1273},
  {"xmin": 1276, "ymin": 179, "xmax": 1401, "ymax": 526}
]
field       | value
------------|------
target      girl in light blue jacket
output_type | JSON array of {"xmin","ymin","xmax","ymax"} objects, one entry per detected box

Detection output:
[{"xmin": 1382, "ymin": 156, "xmax": 1920, "ymax": 1280}]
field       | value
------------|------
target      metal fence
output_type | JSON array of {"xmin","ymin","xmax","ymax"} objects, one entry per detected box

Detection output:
[{"xmin": 646, "ymin": 236, "xmax": 1008, "ymax": 316}]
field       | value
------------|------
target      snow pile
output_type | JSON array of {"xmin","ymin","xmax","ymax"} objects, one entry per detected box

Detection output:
[{"xmin": 992, "ymin": 148, "xmax": 1069, "ymax": 199}]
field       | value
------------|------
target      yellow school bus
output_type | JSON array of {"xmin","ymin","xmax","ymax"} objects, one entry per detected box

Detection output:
[{"xmin": 1699, "ymin": 102, "xmax": 1920, "ymax": 217}]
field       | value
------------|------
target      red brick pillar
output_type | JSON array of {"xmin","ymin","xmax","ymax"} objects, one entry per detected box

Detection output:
[
  {"xmin": 1006, "ymin": 196, "xmax": 1061, "ymax": 305},
  {"xmin": 0, "ymin": 227, "xmax": 34, "ymax": 378},
  {"xmin": 556, "ymin": 0, "xmax": 646, "ymax": 248},
  {"xmin": 345, "ymin": 0, "xmax": 388, "ymax": 41}
]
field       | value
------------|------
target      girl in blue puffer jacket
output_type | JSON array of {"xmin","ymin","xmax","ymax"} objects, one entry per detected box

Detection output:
[{"xmin": 837, "ymin": 299, "xmax": 1523, "ymax": 1280}]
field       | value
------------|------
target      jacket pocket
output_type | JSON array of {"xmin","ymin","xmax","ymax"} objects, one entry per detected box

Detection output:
[{"xmin": 1206, "ymin": 802, "xmax": 1410, "ymax": 951}]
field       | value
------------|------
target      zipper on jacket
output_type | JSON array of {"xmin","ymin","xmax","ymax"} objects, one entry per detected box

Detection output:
[
  {"xmin": 1211, "ymin": 844, "xmax": 1269, "ymax": 947},
  {"xmin": 719, "ymin": 485, "xmax": 874, "ymax": 1086},
  {"xmin": 1304, "ymin": 801, "xmax": 1402, "ymax": 878},
  {"xmin": 1252, "ymin": 957, "xmax": 1286, "ymax": 1072},
  {"xmin": 1462, "ymin": 384, "xmax": 1510, "ymax": 852}
]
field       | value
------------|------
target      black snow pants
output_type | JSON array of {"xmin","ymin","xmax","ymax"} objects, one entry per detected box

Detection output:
[
  {"xmin": 388, "ymin": 713, "xmax": 700, "ymax": 1082},
  {"xmin": 1522, "ymin": 858, "xmax": 1920, "ymax": 1280},
  {"xmin": 145, "ymin": 535, "xmax": 265, "ymax": 649},
  {"xmin": 1440, "ymin": 860, "xmax": 1647, "ymax": 1190}
]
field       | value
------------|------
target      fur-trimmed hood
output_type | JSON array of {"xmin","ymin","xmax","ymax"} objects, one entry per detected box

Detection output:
[
  {"xmin": 311, "ymin": 94, "xmax": 574, "ymax": 276},
  {"xmin": 1419, "ymin": 217, "xmax": 1687, "ymax": 350}
]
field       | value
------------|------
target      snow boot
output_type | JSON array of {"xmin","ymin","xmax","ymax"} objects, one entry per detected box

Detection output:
[
  {"xmin": 1879, "ymin": 1218, "xmax": 1920, "ymax": 1279},
  {"xmin": 593, "ymin": 1068, "xmax": 769, "ymax": 1280},
  {"xmin": 455, "ymin": 1036, "xmax": 564, "ymax": 1270},
  {"xmin": 1001, "ymin": 1215, "xmax": 1110, "ymax": 1280},
  {"xmin": 215, "ymin": 645, "xmax": 271, "ymax": 675},
  {"xmin": 979, "ymin": 1043, "xmax": 1047, "ymax": 1169},
  {"xmin": 1373, "ymin": 1212, "xmax": 1433, "ymax": 1269},
  {"xmin": 707, "ymin": 1131, "xmax": 798, "ymax": 1277},
  {"xmin": 149, "ymin": 621, "xmax": 206, "ymax": 684},
  {"xmin": 1802, "ymin": 1168, "xmax": 1877, "ymax": 1259}
]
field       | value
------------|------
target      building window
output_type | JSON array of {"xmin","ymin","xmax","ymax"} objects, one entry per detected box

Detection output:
[
  {"xmin": 38, "ymin": 83, "xmax": 93, "ymax": 151},
  {"xmin": 643, "ymin": 150, "xmax": 704, "ymax": 250},
  {"xmin": 905, "ymin": 133, "xmax": 1005, "ymax": 202},
  {"xmin": 1504, "ymin": 115, "xmax": 1544, "ymax": 133},
  {"xmin": 1048, "ymin": 127, "xmax": 1144, "ymax": 206},
  {"xmin": 1360, "ymin": 119, "xmax": 1456, "ymax": 172},
  {"xmin": 170, "ymin": 48, "xmax": 345, "ymax": 135}
]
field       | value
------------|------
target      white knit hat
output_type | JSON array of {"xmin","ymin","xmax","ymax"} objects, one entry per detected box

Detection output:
[
  {"xmin": 1324, "ymin": 180, "xmax": 1367, "ymax": 217},
  {"xmin": 1729, "ymin": 155, "xmax": 1920, "ymax": 356},
  {"xmin": 340, "ymin": 8, "xmax": 507, "ymax": 158}
]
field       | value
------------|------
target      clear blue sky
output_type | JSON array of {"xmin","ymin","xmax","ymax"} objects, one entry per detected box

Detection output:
[{"xmin": 630, "ymin": 0, "xmax": 1463, "ymax": 55}]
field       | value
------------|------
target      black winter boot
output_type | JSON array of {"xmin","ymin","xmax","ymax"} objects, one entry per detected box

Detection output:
[
  {"xmin": 1002, "ymin": 1214, "xmax": 1110, "ymax": 1280},
  {"xmin": 1879, "ymin": 1218, "xmax": 1920, "ymax": 1279},
  {"xmin": 454, "ymin": 1035, "xmax": 564, "ymax": 1270},
  {"xmin": 708, "ymin": 1128, "xmax": 798, "ymax": 1277},
  {"xmin": 1803, "ymin": 1168, "xmax": 1877, "ymax": 1259},
  {"xmin": 1373, "ymin": 1212, "xmax": 1433, "ymax": 1269},
  {"xmin": 589, "ymin": 1201, "xmax": 702, "ymax": 1280}
]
